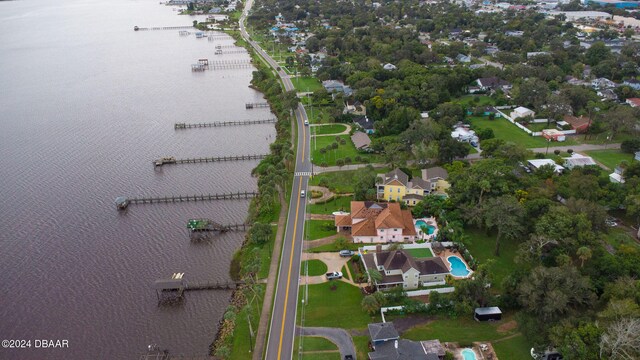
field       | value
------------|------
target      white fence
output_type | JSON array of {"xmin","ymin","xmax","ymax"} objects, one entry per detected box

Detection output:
[
  {"xmin": 406, "ymin": 287, "xmax": 455, "ymax": 297},
  {"xmin": 360, "ymin": 243, "xmax": 433, "ymax": 252}
]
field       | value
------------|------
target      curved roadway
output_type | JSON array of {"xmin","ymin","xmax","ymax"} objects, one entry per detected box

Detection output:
[{"xmin": 239, "ymin": 1, "xmax": 311, "ymax": 359}]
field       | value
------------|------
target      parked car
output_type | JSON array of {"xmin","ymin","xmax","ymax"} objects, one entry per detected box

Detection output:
[
  {"xmin": 344, "ymin": 356, "xmax": 354, "ymax": 360},
  {"xmin": 339, "ymin": 250, "xmax": 355, "ymax": 257},
  {"xmin": 325, "ymin": 271, "xmax": 343, "ymax": 280}
]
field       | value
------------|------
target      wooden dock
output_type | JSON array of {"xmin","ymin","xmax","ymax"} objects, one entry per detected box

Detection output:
[
  {"xmin": 174, "ymin": 118, "xmax": 276, "ymax": 129},
  {"xmin": 187, "ymin": 219, "xmax": 248, "ymax": 233},
  {"xmin": 215, "ymin": 44, "xmax": 242, "ymax": 49},
  {"xmin": 207, "ymin": 59, "xmax": 252, "ymax": 70},
  {"xmin": 208, "ymin": 35, "xmax": 233, "ymax": 41},
  {"xmin": 214, "ymin": 49, "xmax": 248, "ymax": 55},
  {"xmin": 134, "ymin": 25, "xmax": 193, "ymax": 31},
  {"xmin": 184, "ymin": 281, "xmax": 243, "ymax": 291},
  {"xmin": 115, "ymin": 191, "xmax": 258, "ymax": 209},
  {"xmin": 153, "ymin": 154, "xmax": 267, "ymax": 167},
  {"xmin": 245, "ymin": 102, "xmax": 270, "ymax": 109}
]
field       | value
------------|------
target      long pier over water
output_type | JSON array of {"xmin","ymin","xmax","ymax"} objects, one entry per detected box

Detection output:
[
  {"xmin": 153, "ymin": 154, "xmax": 268, "ymax": 167},
  {"xmin": 134, "ymin": 25, "xmax": 193, "ymax": 31},
  {"xmin": 174, "ymin": 118, "xmax": 276, "ymax": 129},
  {"xmin": 115, "ymin": 191, "xmax": 258, "ymax": 209}
]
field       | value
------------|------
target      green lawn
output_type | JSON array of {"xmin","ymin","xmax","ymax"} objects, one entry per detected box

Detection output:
[
  {"xmin": 352, "ymin": 336, "xmax": 371, "ymax": 359},
  {"xmin": 293, "ymin": 76, "xmax": 323, "ymax": 93},
  {"xmin": 404, "ymin": 248, "xmax": 434, "ymax": 258},
  {"xmin": 308, "ymin": 242, "xmax": 360, "ymax": 253},
  {"xmin": 257, "ymin": 225, "xmax": 278, "ymax": 279},
  {"xmin": 584, "ymin": 149, "xmax": 634, "ymax": 170},
  {"xmin": 293, "ymin": 353, "xmax": 340, "ymax": 360},
  {"xmin": 311, "ymin": 134, "xmax": 382, "ymax": 166},
  {"xmin": 295, "ymin": 336, "xmax": 338, "ymax": 351},
  {"xmin": 341, "ymin": 265, "xmax": 350, "ymax": 280},
  {"xmin": 403, "ymin": 315, "xmax": 520, "ymax": 344},
  {"xmin": 492, "ymin": 334, "xmax": 535, "ymax": 360},
  {"xmin": 604, "ymin": 227, "xmax": 640, "ymax": 250},
  {"xmin": 297, "ymin": 281, "xmax": 374, "ymax": 329},
  {"xmin": 467, "ymin": 143, "xmax": 478, "ymax": 154},
  {"xmin": 454, "ymin": 95, "xmax": 495, "ymax": 107},
  {"xmin": 305, "ymin": 105, "xmax": 334, "ymax": 124},
  {"xmin": 306, "ymin": 220, "xmax": 337, "ymax": 240},
  {"xmin": 312, "ymin": 123, "xmax": 348, "ymax": 135},
  {"xmin": 308, "ymin": 196, "xmax": 353, "ymax": 214},
  {"xmin": 229, "ymin": 284, "xmax": 266, "ymax": 360},
  {"xmin": 301, "ymin": 259, "xmax": 329, "ymax": 276},
  {"xmin": 463, "ymin": 227, "xmax": 519, "ymax": 291},
  {"xmin": 469, "ymin": 116, "xmax": 570, "ymax": 148}
]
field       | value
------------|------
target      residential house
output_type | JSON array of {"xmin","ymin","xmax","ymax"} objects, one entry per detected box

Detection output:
[
  {"xmin": 334, "ymin": 202, "xmax": 418, "ymax": 243},
  {"xmin": 353, "ymin": 115, "xmax": 375, "ymax": 134},
  {"xmin": 609, "ymin": 167, "xmax": 625, "ymax": 184},
  {"xmin": 456, "ymin": 54, "xmax": 471, "ymax": 63},
  {"xmin": 591, "ymin": 78, "xmax": 617, "ymax": 89},
  {"xmin": 527, "ymin": 159, "xmax": 565, "ymax": 173},
  {"xmin": 626, "ymin": 98, "xmax": 640, "ymax": 107},
  {"xmin": 510, "ymin": 106, "xmax": 535, "ymax": 119},
  {"xmin": 485, "ymin": 46, "xmax": 500, "ymax": 55},
  {"xmin": 527, "ymin": 51, "xmax": 550, "ymax": 58},
  {"xmin": 476, "ymin": 77, "xmax": 512, "ymax": 92},
  {"xmin": 369, "ymin": 322, "xmax": 399, "ymax": 350},
  {"xmin": 361, "ymin": 249, "xmax": 450, "ymax": 290},
  {"xmin": 451, "ymin": 125, "xmax": 478, "ymax": 143},
  {"xmin": 351, "ymin": 131, "xmax": 372, "ymax": 150},
  {"xmin": 322, "ymin": 80, "xmax": 353, "ymax": 96},
  {"xmin": 597, "ymin": 89, "xmax": 618, "ymax": 101},
  {"xmin": 422, "ymin": 167, "xmax": 450, "ymax": 196},
  {"xmin": 564, "ymin": 154, "xmax": 597, "ymax": 169},
  {"xmin": 344, "ymin": 100, "xmax": 367, "ymax": 116},
  {"xmin": 542, "ymin": 129, "xmax": 566, "ymax": 142},
  {"xmin": 562, "ymin": 115, "xmax": 591, "ymax": 133},
  {"xmin": 623, "ymin": 79, "xmax": 640, "ymax": 90},
  {"xmin": 376, "ymin": 168, "xmax": 449, "ymax": 205}
]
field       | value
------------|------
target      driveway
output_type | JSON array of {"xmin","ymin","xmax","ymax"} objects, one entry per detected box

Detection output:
[
  {"xmin": 297, "ymin": 326, "xmax": 357, "ymax": 359},
  {"xmin": 302, "ymin": 252, "xmax": 361, "ymax": 286}
]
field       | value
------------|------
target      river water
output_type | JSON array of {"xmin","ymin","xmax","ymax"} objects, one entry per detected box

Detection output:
[{"xmin": 0, "ymin": 0, "xmax": 274, "ymax": 358}]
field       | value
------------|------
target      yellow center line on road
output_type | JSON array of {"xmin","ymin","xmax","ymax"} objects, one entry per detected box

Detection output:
[{"xmin": 276, "ymin": 176, "xmax": 302, "ymax": 359}]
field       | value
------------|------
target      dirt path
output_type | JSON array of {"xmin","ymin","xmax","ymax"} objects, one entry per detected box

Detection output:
[{"xmin": 308, "ymin": 185, "xmax": 334, "ymax": 204}]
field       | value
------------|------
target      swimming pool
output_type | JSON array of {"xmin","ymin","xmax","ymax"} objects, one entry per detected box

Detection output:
[
  {"xmin": 415, "ymin": 220, "xmax": 435, "ymax": 235},
  {"xmin": 447, "ymin": 256, "xmax": 471, "ymax": 277},
  {"xmin": 462, "ymin": 349, "xmax": 477, "ymax": 360}
]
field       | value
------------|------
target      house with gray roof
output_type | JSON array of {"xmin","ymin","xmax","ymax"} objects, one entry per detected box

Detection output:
[
  {"xmin": 361, "ymin": 249, "xmax": 449, "ymax": 290},
  {"xmin": 368, "ymin": 322, "xmax": 445, "ymax": 359},
  {"xmin": 322, "ymin": 80, "xmax": 353, "ymax": 96},
  {"xmin": 563, "ymin": 154, "xmax": 597, "ymax": 170},
  {"xmin": 351, "ymin": 131, "xmax": 372, "ymax": 150}
]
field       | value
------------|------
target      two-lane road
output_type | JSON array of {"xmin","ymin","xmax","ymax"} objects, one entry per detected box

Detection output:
[{"xmin": 239, "ymin": 1, "xmax": 311, "ymax": 359}]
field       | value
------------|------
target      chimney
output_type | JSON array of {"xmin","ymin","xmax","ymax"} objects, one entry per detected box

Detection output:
[{"xmin": 376, "ymin": 245, "xmax": 382, "ymax": 253}]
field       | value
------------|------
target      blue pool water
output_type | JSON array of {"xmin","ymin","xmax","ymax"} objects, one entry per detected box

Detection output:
[
  {"xmin": 462, "ymin": 349, "xmax": 477, "ymax": 360},
  {"xmin": 415, "ymin": 220, "xmax": 436, "ymax": 234},
  {"xmin": 447, "ymin": 256, "xmax": 471, "ymax": 277}
]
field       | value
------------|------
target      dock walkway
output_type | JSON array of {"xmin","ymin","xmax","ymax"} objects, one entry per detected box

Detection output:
[
  {"xmin": 174, "ymin": 118, "xmax": 275, "ymax": 129},
  {"xmin": 153, "ymin": 154, "xmax": 267, "ymax": 166}
]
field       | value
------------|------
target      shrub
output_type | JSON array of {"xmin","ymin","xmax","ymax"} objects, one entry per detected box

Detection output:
[
  {"xmin": 567, "ymin": 149, "xmax": 574, "ymax": 154},
  {"xmin": 621, "ymin": 139, "xmax": 640, "ymax": 154},
  {"xmin": 336, "ymin": 159, "xmax": 345, "ymax": 167},
  {"xmin": 554, "ymin": 149, "xmax": 561, "ymax": 155}
]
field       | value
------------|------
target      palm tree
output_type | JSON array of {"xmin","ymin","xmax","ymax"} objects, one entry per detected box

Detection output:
[
  {"xmin": 368, "ymin": 267, "xmax": 383, "ymax": 286},
  {"xmin": 576, "ymin": 246, "xmax": 592, "ymax": 268},
  {"xmin": 361, "ymin": 294, "xmax": 381, "ymax": 315}
]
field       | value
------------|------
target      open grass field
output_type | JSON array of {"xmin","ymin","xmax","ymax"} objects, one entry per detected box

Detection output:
[
  {"xmin": 293, "ymin": 76, "xmax": 323, "ymax": 93},
  {"xmin": 307, "ymin": 241, "xmax": 360, "ymax": 253},
  {"xmin": 309, "ymin": 168, "xmax": 389, "ymax": 194},
  {"xmin": 604, "ymin": 227, "xmax": 640, "ymax": 250},
  {"xmin": 311, "ymin": 135, "xmax": 382, "ymax": 166},
  {"xmin": 258, "ymin": 225, "xmax": 278, "ymax": 279},
  {"xmin": 301, "ymin": 259, "xmax": 329, "ymax": 276},
  {"xmin": 469, "ymin": 116, "xmax": 569, "ymax": 148},
  {"xmin": 404, "ymin": 248, "xmax": 434, "ymax": 258},
  {"xmin": 306, "ymin": 220, "xmax": 337, "ymax": 240},
  {"xmin": 584, "ymin": 149, "xmax": 634, "ymax": 170},
  {"xmin": 305, "ymin": 105, "xmax": 334, "ymax": 124},
  {"xmin": 297, "ymin": 281, "xmax": 373, "ymax": 329},
  {"xmin": 463, "ymin": 227, "xmax": 519, "ymax": 291},
  {"xmin": 308, "ymin": 196, "xmax": 353, "ymax": 214},
  {"xmin": 352, "ymin": 336, "xmax": 371, "ymax": 360},
  {"xmin": 312, "ymin": 123, "xmax": 348, "ymax": 135},
  {"xmin": 403, "ymin": 315, "xmax": 531, "ymax": 359}
]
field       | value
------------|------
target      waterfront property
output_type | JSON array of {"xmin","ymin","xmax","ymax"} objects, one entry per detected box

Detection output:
[
  {"xmin": 447, "ymin": 256, "xmax": 472, "ymax": 278},
  {"xmin": 415, "ymin": 217, "xmax": 439, "ymax": 241},
  {"xmin": 361, "ymin": 248, "xmax": 449, "ymax": 290},
  {"xmin": 334, "ymin": 201, "xmax": 418, "ymax": 243},
  {"xmin": 376, "ymin": 167, "xmax": 449, "ymax": 205}
]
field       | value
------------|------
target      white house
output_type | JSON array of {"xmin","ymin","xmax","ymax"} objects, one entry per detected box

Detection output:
[
  {"xmin": 563, "ymin": 154, "xmax": 597, "ymax": 169},
  {"xmin": 383, "ymin": 63, "xmax": 397, "ymax": 70},
  {"xmin": 334, "ymin": 202, "xmax": 418, "ymax": 243},
  {"xmin": 527, "ymin": 159, "xmax": 565, "ymax": 173},
  {"xmin": 609, "ymin": 167, "xmax": 625, "ymax": 184},
  {"xmin": 510, "ymin": 106, "xmax": 535, "ymax": 119},
  {"xmin": 451, "ymin": 125, "xmax": 478, "ymax": 143}
]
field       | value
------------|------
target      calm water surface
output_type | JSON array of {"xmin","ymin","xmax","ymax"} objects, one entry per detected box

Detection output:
[{"xmin": 0, "ymin": 0, "xmax": 273, "ymax": 358}]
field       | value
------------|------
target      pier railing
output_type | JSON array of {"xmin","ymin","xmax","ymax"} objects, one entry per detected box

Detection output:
[
  {"xmin": 154, "ymin": 154, "xmax": 268, "ymax": 166},
  {"xmin": 124, "ymin": 191, "xmax": 258, "ymax": 205}
]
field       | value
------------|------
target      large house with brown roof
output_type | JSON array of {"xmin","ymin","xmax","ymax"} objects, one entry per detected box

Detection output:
[
  {"xmin": 361, "ymin": 249, "xmax": 450, "ymax": 290},
  {"xmin": 334, "ymin": 202, "xmax": 418, "ymax": 243},
  {"xmin": 561, "ymin": 115, "xmax": 591, "ymax": 134}
]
